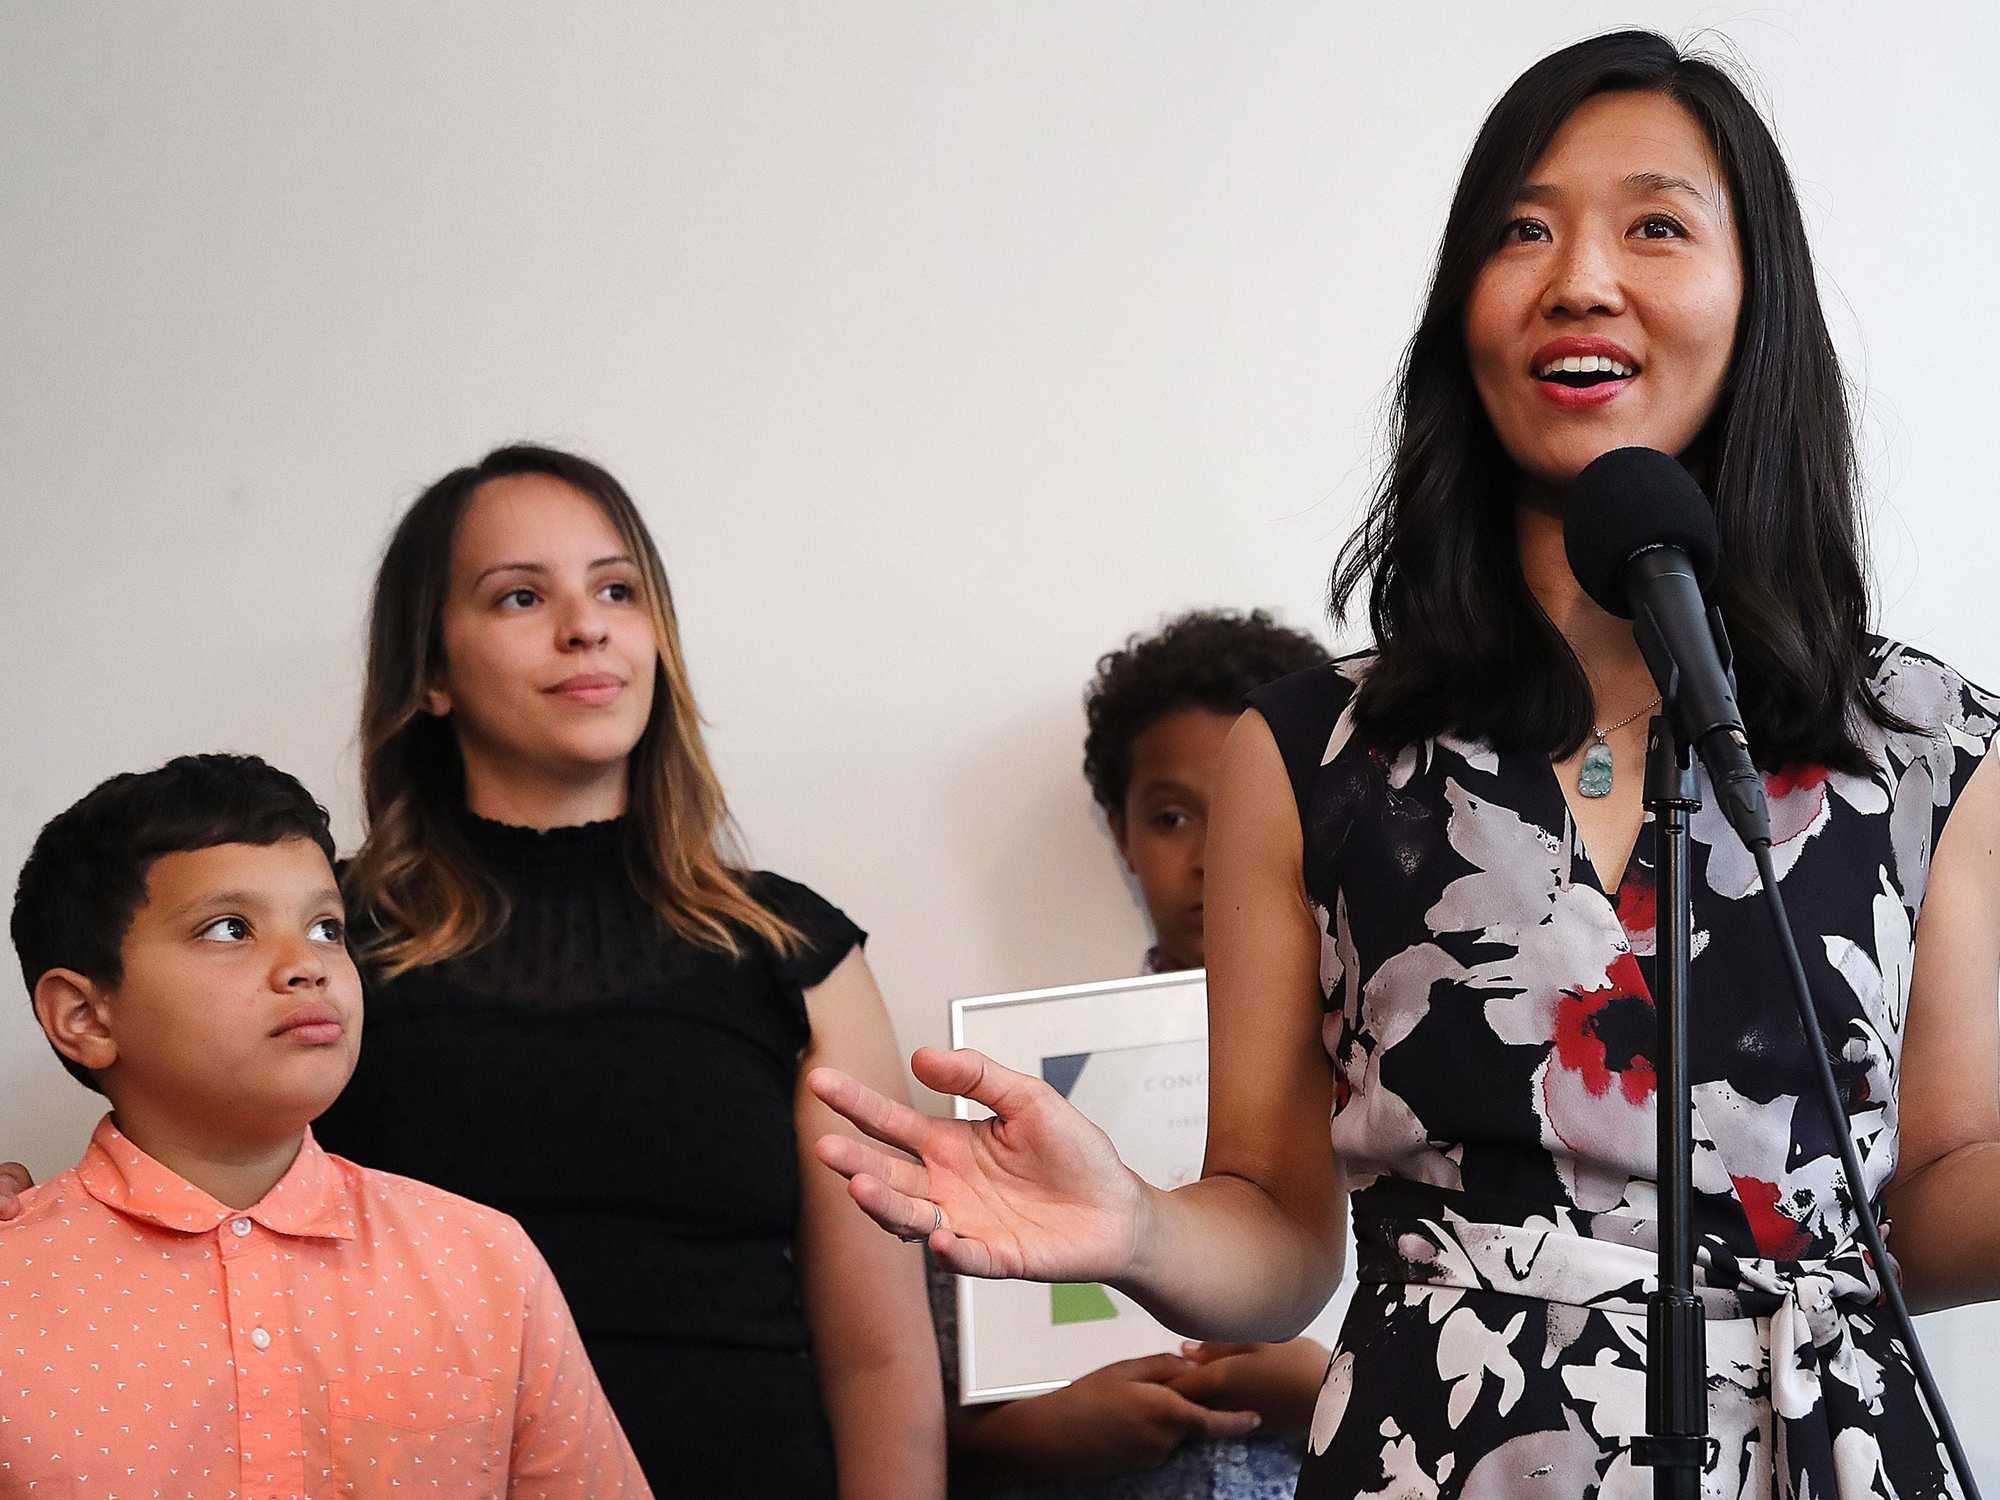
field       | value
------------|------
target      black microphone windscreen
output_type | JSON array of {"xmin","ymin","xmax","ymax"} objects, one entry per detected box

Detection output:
[{"xmin": 1563, "ymin": 447, "xmax": 1720, "ymax": 618}]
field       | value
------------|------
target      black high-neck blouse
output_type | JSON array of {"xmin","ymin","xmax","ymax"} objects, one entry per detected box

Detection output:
[{"xmin": 316, "ymin": 813, "xmax": 864, "ymax": 1492}]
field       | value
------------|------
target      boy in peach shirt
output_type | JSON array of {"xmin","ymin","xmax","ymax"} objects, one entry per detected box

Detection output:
[{"xmin": 2, "ymin": 753, "xmax": 649, "ymax": 1498}]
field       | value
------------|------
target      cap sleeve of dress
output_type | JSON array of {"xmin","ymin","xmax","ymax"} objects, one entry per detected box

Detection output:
[
  {"xmin": 1936, "ymin": 659, "xmax": 2000, "ymax": 814},
  {"xmin": 1868, "ymin": 642, "xmax": 2000, "ymax": 860},
  {"xmin": 1933, "ymin": 662, "xmax": 1998, "ymax": 878},
  {"xmin": 742, "ymin": 871, "xmax": 867, "ymax": 1050},
  {"xmin": 1243, "ymin": 659, "xmax": 1363, "ymax": 829},
  {"xmin": 1854, "ymin": 641, "xmax": 2000, "ymax": 927}
]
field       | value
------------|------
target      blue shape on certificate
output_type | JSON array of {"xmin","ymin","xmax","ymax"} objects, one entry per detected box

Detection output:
[
  {"xmin": 1040, "ymin": 1038, "xmax": 1208, "ymax": 1191},
  {"xmin": 1039, "ymin": 1051, "xmax": 1091, "ymax": 1099}
]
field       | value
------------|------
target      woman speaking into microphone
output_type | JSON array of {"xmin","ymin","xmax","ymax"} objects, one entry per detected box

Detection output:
[{"xmin": 809, "ymin": 30, "xmax": 2000, "ymax": 1499}]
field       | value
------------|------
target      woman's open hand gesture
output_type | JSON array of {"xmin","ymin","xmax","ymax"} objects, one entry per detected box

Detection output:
[{"xmin": 808, "ymin": 1045, "xmax": 1147, "ymax": 1284}]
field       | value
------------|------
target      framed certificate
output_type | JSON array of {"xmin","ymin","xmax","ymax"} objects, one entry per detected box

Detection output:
[{"xmin": 948, "ymin": 970, "xmax": 1211, "ymax": 1404}]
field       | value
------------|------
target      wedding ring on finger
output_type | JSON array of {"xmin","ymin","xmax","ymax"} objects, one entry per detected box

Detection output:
[{"xmin": 896, "ymin": 1202, "xmax": 945, "ymax": 1243}]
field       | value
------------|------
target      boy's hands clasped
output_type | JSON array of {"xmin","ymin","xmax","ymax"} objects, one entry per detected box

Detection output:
[
  {"xmin": 956, "ymin": 1340, "xmax": 1329, "ymax": 1482},
  {"xmin": 967, "ymin": 1353, "xmax": 1262, "ymax": 1479},
  {"xmin": 807, "ymin": 1045, "xmax": 1148, "ymax": 1285},
  {"xmin": 1172, "ymin": 1338, "xmax": 1330, "ymax": 1436}
]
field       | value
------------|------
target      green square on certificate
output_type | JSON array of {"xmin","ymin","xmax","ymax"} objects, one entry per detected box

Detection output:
[{"xmin": 1049, "ymin": 1282, "xmax": 1118, "ymax": 1325}]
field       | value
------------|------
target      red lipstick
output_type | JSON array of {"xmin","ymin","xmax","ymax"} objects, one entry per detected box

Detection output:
[{"xmin": 1529, "ymin": 335, "xmax": 1641, "ymax": 411}]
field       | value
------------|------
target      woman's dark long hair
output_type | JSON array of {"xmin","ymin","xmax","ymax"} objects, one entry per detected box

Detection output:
[{"xmin": 1330, "ymin": 29, "xmax": 1905, "ymax": 771}]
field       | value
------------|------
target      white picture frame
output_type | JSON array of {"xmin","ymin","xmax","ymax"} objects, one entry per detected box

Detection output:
[{"xmin": 948, "ymin": 969, "xmax": 1212, "ymax": 1404}]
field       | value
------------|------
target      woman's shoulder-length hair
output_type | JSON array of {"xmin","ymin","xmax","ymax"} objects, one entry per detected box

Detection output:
[
  {"xmin": 343, "ymin": 443, "xmax": 801, "ymax": 977},
  {"xmin": 1330, "ymin": 28, "xmax": 1909, "ymax": 773}
]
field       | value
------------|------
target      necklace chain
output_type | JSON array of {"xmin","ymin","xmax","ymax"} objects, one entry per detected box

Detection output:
[{"xmin": 1592, "ymin": 694, "xmax": 1662, "ymax": 743}]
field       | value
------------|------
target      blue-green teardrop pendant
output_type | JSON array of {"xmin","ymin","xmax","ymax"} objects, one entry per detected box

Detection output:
[{"xmin": 1578, "ymin": 739, "xmax": 1615, "ymax": 798}]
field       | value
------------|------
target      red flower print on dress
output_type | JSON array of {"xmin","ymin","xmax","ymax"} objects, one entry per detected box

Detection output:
[
  {"xmin": 1693, "ymin": 763, "xmax": 1832, "ymax": 899},
  {"xmin": 1730, "ymin": 1174, "xmax": 1814, "ymax": 1260},
  {"xmin": 1551, "ymin": 955, "xmax": 1658, "ymax": 1108},
  {"xmin": 1614, "ymin": 865, "xmax": 1657, "ymax": 957}
]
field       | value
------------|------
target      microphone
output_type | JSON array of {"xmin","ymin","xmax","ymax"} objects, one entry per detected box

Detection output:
[{"xmin": 1564, "ymin": 447, "xmax": 1771, "ymax": 850}]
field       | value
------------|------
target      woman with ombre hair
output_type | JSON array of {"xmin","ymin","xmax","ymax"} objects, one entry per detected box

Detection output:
[{"xmin": 316, "ymin": 444, "xmax": 943, "ymax": 1496}]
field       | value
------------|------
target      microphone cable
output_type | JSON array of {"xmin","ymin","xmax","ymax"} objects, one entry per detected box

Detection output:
[{"xmin": 1750, "ymin": 839, "xmax": 1981, "ymax": 1499}]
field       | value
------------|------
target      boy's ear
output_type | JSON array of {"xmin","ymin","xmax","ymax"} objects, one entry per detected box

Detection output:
[
  {"xmin": 1107, "ymin": 808, "xmax": 1133, "ymax": 864},
  {"xmin": 33, "ymin": 970, "xmax": 118, "ymax": 1075}
]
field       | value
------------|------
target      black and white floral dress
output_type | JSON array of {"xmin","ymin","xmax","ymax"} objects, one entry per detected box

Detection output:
[{"xmin": 1246, "ymin": 640, "xmax": 1997, "ymax": 1500}]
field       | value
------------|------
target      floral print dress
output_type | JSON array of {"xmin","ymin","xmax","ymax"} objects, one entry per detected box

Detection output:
[{"xmin": 1245, "ymin": 640, "xmax": 1998, "ymax": 1500}]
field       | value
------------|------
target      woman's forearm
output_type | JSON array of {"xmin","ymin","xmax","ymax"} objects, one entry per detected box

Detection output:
[
  {"xmin": 1884, "ymin": 1140, "xmax": 2000, "ymax": 1314},
  {"xmin": 1117, "ymin": 1171, "xmax": 1345, "ymax": 1341},
  {"xmin": 795, "ymin": 953, "xmax": 948, "ymax": 1496},
  {"xmin": 820, "ymin": 1342, "xmax": 946, "ymax": 1500}
]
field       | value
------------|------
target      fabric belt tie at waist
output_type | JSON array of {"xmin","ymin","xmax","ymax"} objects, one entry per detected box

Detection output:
[{"xmin": 1352, "ymin": 1204, "xmax": 1892, "ymax": 1429}]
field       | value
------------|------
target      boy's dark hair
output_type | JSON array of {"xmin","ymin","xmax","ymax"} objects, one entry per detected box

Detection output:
[
  {"xmin": 1083, "ymin": 609, "xmax": 1331, "ymax": 816},
  {"xmin": 11, "ymin": 754, "xmax": 338, "ymax": 1095}
]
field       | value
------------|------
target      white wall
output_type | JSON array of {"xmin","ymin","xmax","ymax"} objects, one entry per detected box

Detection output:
[{"xmin": 5, "ymin": 0, "xmax": 1996, "ymax": 1471}]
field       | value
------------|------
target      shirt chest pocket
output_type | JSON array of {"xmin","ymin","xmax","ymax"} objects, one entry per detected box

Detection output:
[{"xmin": 328, "ymin": 1368, "xmax": 505, "ymax": 1496}]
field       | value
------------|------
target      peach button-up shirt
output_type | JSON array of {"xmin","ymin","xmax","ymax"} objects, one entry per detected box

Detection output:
[{"xmin": 0, "ymin": 1116, "xmax": 650, "ymax": 1499}]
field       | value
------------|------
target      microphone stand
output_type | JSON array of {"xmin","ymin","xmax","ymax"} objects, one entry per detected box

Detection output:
[{"xmin": 1632, "ymin": 715, "xmax": 1708, "ymax": 1499}]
